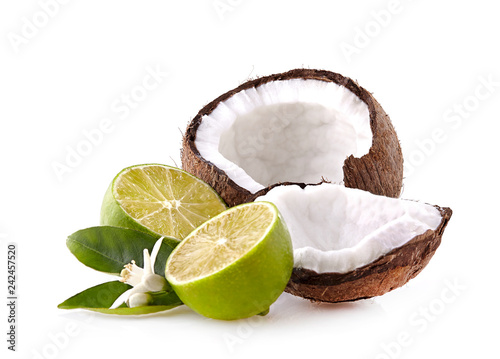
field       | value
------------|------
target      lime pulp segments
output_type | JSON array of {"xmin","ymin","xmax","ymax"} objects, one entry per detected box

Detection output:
[
  {"xmin": 100, "ymin": 164, "xmax": 227, "ymax": 243},
  {"xmin": 165, "ymin": 201, "xmax": 293, "ymax": 320}
]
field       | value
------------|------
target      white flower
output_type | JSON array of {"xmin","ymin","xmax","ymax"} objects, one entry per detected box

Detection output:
[{"xmin": 110, "ymin": 237, "xmax": 170, "ymax": 309}]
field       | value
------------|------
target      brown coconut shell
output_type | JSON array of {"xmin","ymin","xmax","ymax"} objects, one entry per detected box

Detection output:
[
  {"xmin": 182, "ymin": 68, "xmax": 404, "ymax": 207},
  {"xmin": 285, "ymin": 206, "xmax": 453, "ymax": 303}
]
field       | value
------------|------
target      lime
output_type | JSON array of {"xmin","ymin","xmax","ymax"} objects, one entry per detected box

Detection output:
[
  {"xmin": 100, "ymin": 164, "xmax": 227, "ymax": 243},
  {"xmin": 165, "ymin": 201, "xmax": 293, "ymax": 320}
]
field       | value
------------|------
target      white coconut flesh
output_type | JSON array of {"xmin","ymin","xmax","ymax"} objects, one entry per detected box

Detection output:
[
  {"xmin": 255, "ymin": 184, "xmax": 442, "ymax": 274},
  {"xmin": 195, "ymin": 79, "xmax": 373, "ymax": 193}
]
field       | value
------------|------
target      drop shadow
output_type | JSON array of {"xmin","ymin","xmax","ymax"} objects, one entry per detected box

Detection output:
[{"xmin": 266, "ymin": 292, "xmax": 387, "ymax": 324}]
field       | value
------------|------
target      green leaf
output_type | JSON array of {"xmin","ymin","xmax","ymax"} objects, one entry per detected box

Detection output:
[
  {"xmin": 58, "ymin": 281, "xmax": 183, "ymax": 315},
  {"xmin": 66, "ymin": 226, "xmax": 179, "ymax": 275},
  {"xmin": 58, "ymin": 281, "xmax": 131, "ymax": 309}
]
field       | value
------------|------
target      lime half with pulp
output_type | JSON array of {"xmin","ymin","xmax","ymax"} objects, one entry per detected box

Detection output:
[
  {"xmin": 165, "ymin": 201, "xmax": 293, "ymax": 320},
  {"xmin": 100, "ymin": 164, "xmax": 227, "ymax": 243}
]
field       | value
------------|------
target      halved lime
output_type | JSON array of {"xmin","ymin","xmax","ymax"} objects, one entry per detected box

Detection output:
[
  {"xmin": 165, "ymin": 201, "xmax": 293, "ymax": 320},
  {"xmin": 100, "ymin": 164, "xmax": 227, "ymax": 243}
]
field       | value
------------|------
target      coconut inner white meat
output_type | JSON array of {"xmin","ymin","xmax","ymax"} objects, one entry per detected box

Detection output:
[
  {"xmin": 195, "ymin": 79, "xmax": 372, "ymax": 193},
  {"xmin": 256, "ymin": 184, "xmax": 442, "ymax": 274}
]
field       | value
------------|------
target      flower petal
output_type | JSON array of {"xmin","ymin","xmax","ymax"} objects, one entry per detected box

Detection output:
[
  {"xmin": 150, "ymin": 237, "xmax": 164, "ymax": 270},
  {"xmin": 143, "ymin": 248, "xmax": 153, "ymax": 276}
]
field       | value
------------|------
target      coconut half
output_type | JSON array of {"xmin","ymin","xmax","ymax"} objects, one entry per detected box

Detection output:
[
  {"xmin": 182, "ymin": 69, "xmax": 403, "ymax": 207},
  {"xmin": 255, "ymin": 184, "xmax": 452, "ymax": 303}
]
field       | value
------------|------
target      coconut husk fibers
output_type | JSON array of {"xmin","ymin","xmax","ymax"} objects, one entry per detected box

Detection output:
[
  {"xmin": 182, "ymin": 68, "xmax": 404, "ymax": 207},
  {"xmin": 285, "ymin": 206, "xmax": 453, "ymax": 303}
]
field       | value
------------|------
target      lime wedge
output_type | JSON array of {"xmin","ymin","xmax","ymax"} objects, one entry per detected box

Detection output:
[
  {"xmin": 100, "ymin": 164, "xmax": 227, "ymax": 242},
  {"xmin": 165, "ymin": 202, "xmax": 293, "ymax": 320}
]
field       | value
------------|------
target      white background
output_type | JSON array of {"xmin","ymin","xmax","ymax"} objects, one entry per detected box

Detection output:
[{"xmin": 1, "ymin": 1, "xmax": 499, "ymax": 358}]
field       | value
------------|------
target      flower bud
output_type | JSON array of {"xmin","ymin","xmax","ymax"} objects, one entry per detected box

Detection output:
[
  {"xmin": 143, "ymin": 274, "xmax": 170, "ymax": 292},
  {"xmin": 127, "ymin": 292, "xmax": 153, "ymax": 308}
]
